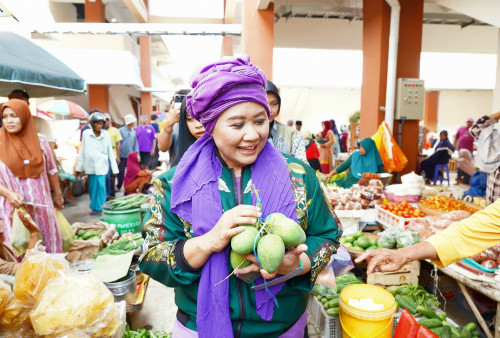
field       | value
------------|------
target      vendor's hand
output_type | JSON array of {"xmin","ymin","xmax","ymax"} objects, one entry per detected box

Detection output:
[
  {"xmin": 116, "ymin": 158, "xmax": 121, "ymax": 165},
  {"xmin": 7, "ymin": 191, "xmax": 23, "ymax": 208},
  {"xmin": 355, "ymin": 248, "xmax": 410, "ymax": 274},
  {"xmin": 150, "ymin": 149, "xmax": 155, "ymax": 157},
  {"xmin": 52, "ymin": 193, "xmax": 64, "ymax": 210},
  {"xmin": 202, "ymin": 205, "xmax": 261, "ymax": 254},
  {"xmin": 325, "ymin": 170, "xmax": 337, "ymax": 181},
  {"xmin": 75, "ymin": 171, "xmax": 82, "ymax": 177},
  {"xmin": 235, "ymin": 244, "xmax": 308, "ymax": 280}
]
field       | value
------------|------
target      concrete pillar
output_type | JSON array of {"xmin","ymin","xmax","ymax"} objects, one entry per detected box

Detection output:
[
  {"xmin": 424, "ymin": 91, "xmax": 439, "ymax": 132},
  {"xmin": 393, "ymin": 0, "xmax": 424, "ymax": 175},
  {"xmin": 360, "ymin": 0, "xmax": 390, "ymax": 139},
  {"xmin": 242, "ymin": 0, "xmax": 274, "ymax": 80},
  {"xmin": 140, "ymin": 35, "xmax": 152, "ymax": 118},
  {"xmin": 84, "ymin": 0, "xmax": 105, "ymax": 23},
  {"xmin": 85, "ymin": 0, "xmax": 108, "ymax": 113},
  {"xmin": 493, "ymin": 31, "xmax": 500, "ymax": 113},
  {"xmin": 88, "ymin": 85, "xmax": 109, "ymax": 112}
]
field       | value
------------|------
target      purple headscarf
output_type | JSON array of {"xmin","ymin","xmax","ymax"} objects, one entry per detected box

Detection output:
[
  {"xmin": 186, "ymin": 56, "xmax": 271, "ymax": 133},
  {"xmin": 171, "ymin": 57, "xmax": 297, "ymax": 337}
]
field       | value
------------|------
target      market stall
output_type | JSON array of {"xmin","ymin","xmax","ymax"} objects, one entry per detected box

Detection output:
[
  {"xmin": 308, "ymin": 170, "xmax": 492, "ymax": 337},
  {"xmin": 0, "ymin": 193, "xmax": 171, "ymax": 337}
]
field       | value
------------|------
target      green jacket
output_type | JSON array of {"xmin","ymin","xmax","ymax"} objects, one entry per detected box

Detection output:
[
  {"xmin": 139, "ymin": 154, "xmax": 341, "ymax": 338},
  {"xmin": 333, "ymin": 154, "xmax": 385, "ymax": 188}
]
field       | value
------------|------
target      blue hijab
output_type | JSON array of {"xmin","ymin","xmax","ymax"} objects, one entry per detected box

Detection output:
[{"xmin": 350, "ymin": 138, "xmax": 384, "ymax": 178}]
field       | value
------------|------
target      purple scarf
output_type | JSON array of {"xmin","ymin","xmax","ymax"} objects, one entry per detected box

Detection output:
[{"xmin": 171, "ymin": 133, "xmax": 296, "ymax": 337}]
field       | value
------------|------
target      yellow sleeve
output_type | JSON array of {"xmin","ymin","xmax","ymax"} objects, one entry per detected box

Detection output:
[{"xmin": 425, "ymin": 199, "xmax": 500, "ymax": 267}]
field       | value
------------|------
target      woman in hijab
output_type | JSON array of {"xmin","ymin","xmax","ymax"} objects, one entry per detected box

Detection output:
[
  {"xmin": 326, "ymin": 138, "xmax": 385, "ymax": 188},
  {"xmin": 329, "ymin": 119, "xmax": 341, "ymax": 159},
  {"xmin": 124, "ymin": 152, "xmax": 152, "ymax": 194},
  {"xmin": 139, "ymin": 57, "xmax": 340, "ymax": 338},
  {"xmin": 171, "ymin": 97, "xmax": 206, "ymax": 167},
  {"xmin": 419, "ymin": 130, "xmax": 454, "ymax": 183},
  {"xmin": 0, "ymin": 99, "xmax": 63, "ymax": 253},
  {"xmin": 318, "ymin": 120, "xmax": 335, "ymax": 173},
  {"xmin": 456, "ymin": 149, "xmax": 475, "ymax": 185}
]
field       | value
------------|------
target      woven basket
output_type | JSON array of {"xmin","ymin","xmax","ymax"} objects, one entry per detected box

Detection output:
[{"xmin": 418, "ymin": 201, "xmax": 483, "ymax": 216}]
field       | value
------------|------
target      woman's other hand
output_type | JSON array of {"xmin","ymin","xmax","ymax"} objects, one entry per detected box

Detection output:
[
  {"xmin": 7, "ymin": 191, "xmax": 23, "ymax": 208},
  {"xmin": 52, "ymin": 193, "xmax": 64, "ymax": 210},
  {"xmin": 235, "ymin": 244, "xmax": 309, "ymax": 279},
  {"xmin": 202, "ymin": 205, "xmax": 261, "ymax": 254}
]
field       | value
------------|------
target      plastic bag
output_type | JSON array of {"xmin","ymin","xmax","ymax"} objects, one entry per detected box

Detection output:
[
  {"xmin": 72, "ymin": 176, "xmax": 85, "ymax": 197},
  {"xmin": 372, "ymin": 122, "xmax": 408, "ymax": 173},
  {"xmin": 30, "ymin": 273, "xmax": 123, "ymax": 337},
  {"xmin": 10, "ymin": 207, "xmax": 30, "ymax": 257},
  {"xmin": 13, "ymin": 249, "xmax": 69, "ymax": 301},
  {"xmin": 0, "ymin": 294, "xmax": 35, "ymax": 331},
  {"xmin": 0, "ymin": 284, "xmax": 10, "ymax": 318},
  {"xmin": 55, "ymin": 209, "xmax": 74, "ymax": 251},
  {"xmin": 311, "ymin": 247, "xmax": 355, "ymax": 296}
]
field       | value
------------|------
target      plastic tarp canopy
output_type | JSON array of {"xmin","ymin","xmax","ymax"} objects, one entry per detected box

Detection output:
[{"xmin": 0, "ymin": 31, "xmax": 86, "ymax": 97}]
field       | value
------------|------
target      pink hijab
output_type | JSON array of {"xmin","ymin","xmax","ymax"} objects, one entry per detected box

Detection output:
[{"xmin": 124, "ymin": 151, "xmax": 141, "ymax": 186}]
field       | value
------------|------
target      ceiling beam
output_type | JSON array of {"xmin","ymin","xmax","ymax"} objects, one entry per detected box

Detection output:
[
  {"xmin": 430, "ymin": 0, "xmax": 500, "ymax": 28},
  {"xmin": 122, "ymin": 0, "xmax": 148, "ymax": 23},
  {"xmin": 31, "ymin": 22, "xmax": 242, "ymax": 36},
  {"xmin": 257, "ymin": 0, "xmax": 272, "ymax": 10}
]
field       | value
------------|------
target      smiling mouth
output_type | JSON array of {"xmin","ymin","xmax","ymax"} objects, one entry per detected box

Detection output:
[{"xmin": 238, "ymin": 145, "xmax": 258, "ymax": 154}]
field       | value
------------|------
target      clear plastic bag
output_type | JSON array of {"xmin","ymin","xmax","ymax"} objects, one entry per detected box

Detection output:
[
  {"xmin": 10, "ymin": 207, "xmax": 31, "ymax": 256},
  {"xmin": 0, "ymin": 283, "xmax": 11, "ymax": 318},
  {"xmin": 13, "ymin": 247, "xmax": 69, "ymax": 301},
  {"xmin": 311, "ymin": 247, "xmax": 354, "ymax": 296},
  {"xmin": 30, "ymin": 273, "xmax": 123, "ymax": 337}
]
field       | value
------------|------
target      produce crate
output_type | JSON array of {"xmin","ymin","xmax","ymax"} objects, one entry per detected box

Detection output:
[
  {"xmin": 307, "ymin": 296, "xmax": 342, "ymax": 337},
  {"xmin": 367, "ymin": 260, "xmax": 420, "ymax": 286},
  {"xmin": 376, "ymin": 205, "xmax": 427, "ymax": 229}
]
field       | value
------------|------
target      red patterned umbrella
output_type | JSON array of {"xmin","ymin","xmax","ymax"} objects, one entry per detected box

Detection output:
[{"xmin": 39, "ymin": 100, "xmax": 88, "ymax": 119}]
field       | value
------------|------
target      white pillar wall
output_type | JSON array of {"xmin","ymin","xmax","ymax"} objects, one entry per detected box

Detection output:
[{"xmin": 493, "ymin": 30, "xmax": 500, "ymax": 113}]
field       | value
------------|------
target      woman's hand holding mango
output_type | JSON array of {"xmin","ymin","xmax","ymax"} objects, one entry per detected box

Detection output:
[
  {"xmin": 235, "ymin": 244, "xmax": 309, "ymax": 279},
  {"xmin": 202, "ymin": 205, "xmax": 261, "ymax": 254}
]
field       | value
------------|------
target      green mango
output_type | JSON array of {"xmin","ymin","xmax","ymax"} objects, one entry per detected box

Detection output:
[
  {"xmin": 267, "ymin": 212, "xmax": 306, "ymax": 247},
  {"xmin": 231, "ymin": 225, "xmax": 260, "ymax": 255},
  {"xmin": 230, "ymin": 250, "xmax": 250, "ymax": 270},
  {"xmin": 257, "ymin": 234, "xmax": 285, "ymax": 273}
]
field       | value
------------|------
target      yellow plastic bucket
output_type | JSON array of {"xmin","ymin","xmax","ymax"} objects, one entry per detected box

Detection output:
[{"xmin": 339, "ymin": 284, "xmax": 396, "ymax": 338}]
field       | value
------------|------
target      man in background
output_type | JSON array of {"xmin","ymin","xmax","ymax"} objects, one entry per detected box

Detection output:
[
  {"xmin": 287, "ymin": 119, "xmax": 294, "ymax": 127},
  {"xmin": 136, "ymin": 114, "xmax": 157, "ymax": 170},
  {"xmin": 117, "ymin": 114, "xmax": 139, "ymax": 190},
  {"xmin": 104, "ymin": 113, "xmax": 122, "ymax": 198},
  {"xmin": 295, "ymin": 120, "xmax": 303, "ymax": 133}
]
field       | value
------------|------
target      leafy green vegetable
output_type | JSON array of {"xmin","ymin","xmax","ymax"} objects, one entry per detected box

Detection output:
[{"xmin": 123, "ymin": 324, "xmax": 172, "ymax": 338}]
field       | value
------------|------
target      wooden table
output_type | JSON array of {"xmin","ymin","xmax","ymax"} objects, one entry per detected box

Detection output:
[{"xmin": 434, "ymin": 262, "xmax": 500, "ymax": 337}]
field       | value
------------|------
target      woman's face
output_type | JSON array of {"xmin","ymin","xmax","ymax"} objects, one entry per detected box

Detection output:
[
  {"xmin": 185, "ymin": 112, "xmax": 205, "ymax": 140},
  {"xmin": 440, "ymin": 132, "xmax": 446, "ymax": 141},
  {"xmin": 266, "ymin": 93, "xmax": 279, "ymax": 123},
  {"xmin": 1, "ymin": 107, "xmax": 22, "ymax": 134},
  {"xmin": 359, "ymin": 145, "xmax": 366, "ymax": 155},
  {"xmin": 211, "ymin": 102, "xmax": 269, "ymax": 171}
]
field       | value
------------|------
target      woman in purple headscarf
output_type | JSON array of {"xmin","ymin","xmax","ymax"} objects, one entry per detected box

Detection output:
[{"xmin": 139, "ymin": 57, "xmax": 341, "ymax": 338}]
